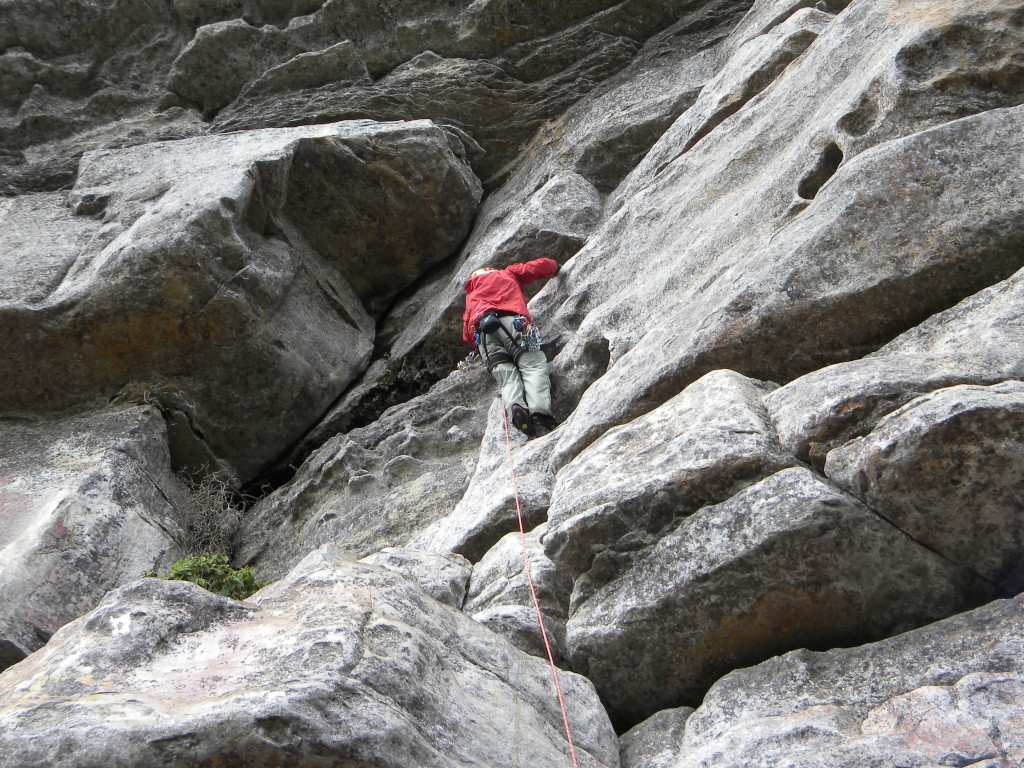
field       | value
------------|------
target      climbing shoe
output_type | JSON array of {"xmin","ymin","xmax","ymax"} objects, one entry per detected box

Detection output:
[
  {"xmin": 530, "ymin": 412, "xmax": 559, "ymax": 434},
  {"xmin": 510, "ymin": 404, "xmax": 536, "ymax": 437}
]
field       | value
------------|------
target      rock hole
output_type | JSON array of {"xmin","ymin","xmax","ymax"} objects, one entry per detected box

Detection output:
[
  {"xmin": 837, "ymin": 95, "xmax": 879, "ymax": 137},
  {"xmin": 797, "ymin": 142, "xmax": 844, "ymax": 201}
]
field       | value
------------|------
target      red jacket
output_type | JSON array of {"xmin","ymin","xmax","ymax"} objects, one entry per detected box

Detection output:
[{"xmin": 462, "ymin": 258, "xmax": 558, "ymax": 346}]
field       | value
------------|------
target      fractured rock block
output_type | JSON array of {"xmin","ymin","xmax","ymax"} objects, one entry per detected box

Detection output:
[
  {"xmin": 0, "ymin": 544, "xmax": 620, "ymax": 768},
  {"xmin": 464, "ymin": 524, "xmax": 573, "ymax": 664},
  {"xmin": 544, "ymin": 370, "xmax": 797, "ymax": 593},
  {"xmin": 0, "ymin": 120, "xmax": 480, "ymax": 480},
  {"xmin": 0, "ymin": 406, "xmax": 185, "ymax": 670},
  {"xmin": 673, "ymin": 593, "xmax": 1024, "ymax": 768},
  {"xmin": 567, "ymin": 467, "xmax": 988, "ymax": 724},
  {"xmin": 826, "ymin": 381, "xmax": 1024, "ymax": 592}
]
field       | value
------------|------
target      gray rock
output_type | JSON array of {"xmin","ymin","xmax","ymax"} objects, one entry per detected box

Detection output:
[
  {"xmin": 235, "ymin": 367, "xmax": 494, "ymax": 579},
  {"xmin": 464, "ymin": 524, "xmax": 573, "ymax": 665},
  {"xmin": 358, "ymin": 547, "xmax": 472, "ymax": 609},
  {"xmin": 545, "ymin": 1, "xmax": 1024, "ymax": 469},
  {"xmin": 0, "ymin": 406, "xmax": 185, "ymax": 670},
  {"xmin": 236, "ymin": 40, "xmax": 372, "ymax": 101},
  {"xmin": 609, "ymin": 5, "xmax": 834, "ymax": 211},
  {"xmin": 0, "ymin": 543, "xmax": 620, "ymax": 768},
  {"xmin": 212, "ymin": 0, "xmax": 758, "ymax": 188},
  {"xmin": 0, "ymin": 120, "xmax": 479, "ymax": 481},
  {"xmin": 411, "ymin": 398, "xmax": 558, "ymax": 562},
  {"xmin": 825, "ymin": 381, "xmax": 1024, "ymax": 591},
  {"xmin": 619, "ymin": 707, "xmax": 693, "ymax": 768},
  {"xmin": 294, "ymin": 170, "xmax": 599, "ymax": 459},
  {"xmin": 567, "ymin": 467, "xmax": 988, "ymax": 724},
  {"xmin": 767, "ymin": 266, "xmax": 1024, "ymax": 463},
  {"xmin": 544, "ymin": 370, "xmax": 797, "ymax": 593},
  {"xmin": 675, "ymin": 593, "xmax": 1024, "ymax": 768}
]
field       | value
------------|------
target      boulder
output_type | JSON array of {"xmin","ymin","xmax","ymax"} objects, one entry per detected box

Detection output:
[
  {"xmin": 767, "ymin": 266, "xmax": 1024, "ymax": 463},
  {"xmin": 825, "ymin": 381, "xmax": 1024, "ymax": 592},
  {"xmin": 0, "ymin": 119, "xmax": 480, "ymax": 481},
  {"xmin": 235, "ymin": 367, "xmax": 494, "ymax": 579},
  {"xmin": 0, "ymin": 406, "xmax": 185, "ymax": 670},
  {"xmin": 358, "ymin": 547, "xmax": 472, "ymax": 609},
  {"xmin": 463, "ymin": 524, "xmax": 573, "ymax": 665},
  {"xmin": 544, "ymin": 370, "xmax": 797, "ymax": 595},
  {"xmin": 545, "ymin": 0, "xmax": 1024, "ymax": 469},
  {"xmin": 0, "ymin": 544, "xmax": 620, "ymax": 768},
  {"xmin": 567, "ymin": 467, "xmax": 988, "ymax": 724},
  {"xmin": 411, "ymin": 398, "xmax": 559, "ymax": 562},
  {"xmin": 619, "ymin": 707, "xmax": 694, "ymax": 768},
  {"xmin": 673, "ymin": 593, "xmax": 1024, "ymax": 768}
]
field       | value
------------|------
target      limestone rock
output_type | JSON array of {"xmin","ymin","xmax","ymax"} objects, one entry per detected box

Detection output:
[
  {"xmin": 567, "ymin": 467, "xmax": 988, "ymax": 724},
  {"xmin": 464, "ymin": 524, "xmax": 573, "ymax": 664},
  {"xmin": 675, "ymin": 593, "xmax": 1024, "ymax": 768},
  {"xmin": 0, "ymin": 544, "xmax": 620, "ymax": 768},
  {"xmin": 293, "ymin": 170, "xmax": 599, "ymax": 460},
  {"xmin": 619, "ymin": 707, "xmax": 694, "ymax": 768},
  {"xmin": 546, "ymin": 0, "xmax": 1024, "ymax": 469},
  {"xmin": 767, "ymin": 266, "xmax": 1024, "ymax": 463},
  {"xmin": 0, "ymin": 120, "xmax": 479, "ymax": 481},
  {"xmin": 358, "ymin": 547, "xmax": 472, "ymax": 609},
  {"xmin": 235, "ymin": 367, "xmax": 494, "ymax": 579},
  {"xmin": 212, "ymin": 0, "xmax": 758, "ymax": 188},
  {"xmin": 0, "ymin": 406, "xmax": 185, "ymax": 671},
  {"xmin": 544, "ymin": 370, "xmax": 797, "ymax": 595},
  {"xmin": 825, "ymin": 382, "xmax": 1024, "ymax": 592},
  {"xmin": 412, "ymin": 398, "xmax": 558, "ymax": 562}
]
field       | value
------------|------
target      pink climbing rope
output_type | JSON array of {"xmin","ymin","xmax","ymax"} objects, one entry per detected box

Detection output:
[{"xmin": 500, "ymin": 403, "xmax": 581, "ymax": 768}]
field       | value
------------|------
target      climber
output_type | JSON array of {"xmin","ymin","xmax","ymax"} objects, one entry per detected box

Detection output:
[{"xmin": 462, "ymin": 257, "xmax": 560, "ymax": 437}]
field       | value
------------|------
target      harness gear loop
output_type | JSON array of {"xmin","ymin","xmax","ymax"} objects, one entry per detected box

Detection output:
[{"xmin": 500, "ymin": 402, "xmax": 581, "ymax": 768}]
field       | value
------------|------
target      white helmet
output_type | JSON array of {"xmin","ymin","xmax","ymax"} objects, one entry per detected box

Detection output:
[{"xmin": 470, "ymin": 267, "xmax": 498, "ymax": 278}]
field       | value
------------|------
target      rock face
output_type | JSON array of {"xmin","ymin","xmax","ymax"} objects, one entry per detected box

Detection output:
[
  {"xmin": 567, "ymin": 467, "xmax": 988, "ymax": 723},
  {"xmin": 235, "ymin": 368, "xmax": 495, "ymax": 578},
  {"xmin": 0, "ymin": 119, "xmax": 479, "ymax": 480},
  {"xmin": 0, "ymin": 544, "xmax": 620, "ymax": 768},
  {"xmin": 4, "ymin": 0, "xmax": 1024, "ymax": 764},
  {"xmin": 669, "ymin": 593, "xmax": 1024, "ymax": 768},
  {"xmin": 464, "ymin": 524, "xmax": 573, "ymax": 664},
  {"xmin": 826, "ymin": 381, "xmax": 1024, "ymax": 592},
  {"xmin": 545, "ymin": 0, "xmax": 1024, "ymax": 469},
  {"xmin": 0, "ymin": 406, "xmax": 185, "ymax": 671},
  {"xmin": 544, "ymin": 370, "xmax": 797, "ymax": 597}
]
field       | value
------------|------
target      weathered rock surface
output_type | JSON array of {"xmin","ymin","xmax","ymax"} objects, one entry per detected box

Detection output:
[
  {"xmin": 567, "ymin": 467, "xmax": 988, "ymax": 724},
  {"xmin": 212, "ymin": 0, "xmax": 758, "ymax": 187},
  {"xmin": 236, "ymin": 367, "xmax": 494, "ymax": 579},
  {"xmin": 0, "ymin": 406, "xmax": 185, "ymax": 671},
  {"xmin": 464, "ymin": 524, "xmax": 573, "ymax": 664},
  {"xmin": 826, "ymin": 381, "xmax": 1024, "ymax": 592},
  {"xmin": 672, "ymin": 593, "xmax": 1024, "ymax": 768},
  {"xmin": 294, "ymin": 170, "xmax": 599, "ymax": 457},
  {"xmin": 0, "ymin": 544, "xmax": 620, "ymax": 768},
  {"xmin": 412, "ymin": 398, "xmax": 558, "ymax": 562},
  {"xmin": 358, "ymin": 547, "xmax": 472, "ymax": 609},
  {"xmin": 546, "ymin": 1, "xmax": 1024, "ymax": 469},
  {"xmin": 544, "ymin": 370, "xmax": 797, "ymax": 595},
  {"xmin": 620, "ymin": 707, "xmax": 694, "ymax": 768},
  {"xmin": 1, "ymin": 119, "xmax": 479, "ymax": 480},
  {"xmin": 768, "ymin": 265, "xmax": 1024, "ymax": 463}
]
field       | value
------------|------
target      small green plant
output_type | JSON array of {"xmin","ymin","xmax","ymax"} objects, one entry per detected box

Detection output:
[{"xmin": 153, "ymin": 553, "xmax": 270, "ymax": 600}]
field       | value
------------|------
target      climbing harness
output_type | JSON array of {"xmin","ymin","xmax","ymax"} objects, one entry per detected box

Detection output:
[
  {"xmin": 475, "ymin": 311, "xmax": 544, "ymax": 373},
  {"xmin": 500, "ymin": 402, "xmax": 581, "ymax": 768}
]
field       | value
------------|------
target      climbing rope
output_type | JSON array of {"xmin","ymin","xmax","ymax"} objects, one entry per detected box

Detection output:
[{"xmin": 500, "ymin": 402, "xmax": 581, "ymax": 768}]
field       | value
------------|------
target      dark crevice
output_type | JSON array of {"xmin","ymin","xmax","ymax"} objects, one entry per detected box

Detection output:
[{"xmin": 797, "ymin": 141, "xmax": 844, "ymax": 200}]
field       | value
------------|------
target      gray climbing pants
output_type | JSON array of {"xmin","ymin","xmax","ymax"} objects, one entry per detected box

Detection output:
[{"xmin": 477, "ymin": 316, "xmax": 552, "ymax": 415}]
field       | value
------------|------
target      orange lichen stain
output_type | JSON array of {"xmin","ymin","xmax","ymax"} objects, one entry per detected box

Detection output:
[{"xmin": 697, "ymin": 588, "xmax": 857, "ymax": 669}]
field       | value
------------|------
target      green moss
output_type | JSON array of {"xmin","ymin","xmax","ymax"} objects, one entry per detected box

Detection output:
[{"xmin": 151, "ymin": 553, "xmax": 270, "ymax": 600}]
